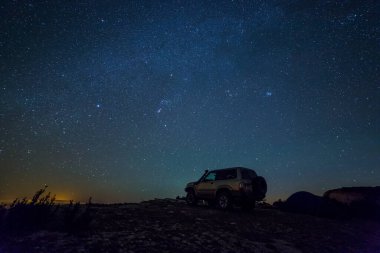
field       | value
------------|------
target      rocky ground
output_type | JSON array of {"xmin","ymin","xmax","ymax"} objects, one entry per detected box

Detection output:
[{"xmin": 1, "ymin": 199, "xmax": 380, "ymax": 253}]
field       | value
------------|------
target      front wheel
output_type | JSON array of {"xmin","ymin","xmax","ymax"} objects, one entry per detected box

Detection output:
[{"xmin": 186, "ymin": 191, "xmax": 197, "ymax": 206}]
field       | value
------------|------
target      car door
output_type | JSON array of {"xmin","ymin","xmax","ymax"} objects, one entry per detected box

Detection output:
[
  {"xmin": 196, "ymin": 171, "xmax": 217, "ymax": 199},
  {"xmin": 213, "ymin": 168, "xmax": 237, "ymax": 192}
]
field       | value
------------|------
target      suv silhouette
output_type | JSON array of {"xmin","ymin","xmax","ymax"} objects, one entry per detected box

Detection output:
[{"xmin": 185, "ymin": 167, "xmax": 267, "ymax": 210}]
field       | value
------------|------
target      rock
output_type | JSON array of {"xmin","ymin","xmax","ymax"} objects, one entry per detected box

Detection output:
[
  {"xmin": 324, "ymin": 187, "xmax": 380, "ymax": 218},
  {"xmin": 324, "ymin": 187, "xmax": 380, "ymax": 205},
  {"xmin": 280, "ymin": 191, "xmax": 324, "ymax": 215}
]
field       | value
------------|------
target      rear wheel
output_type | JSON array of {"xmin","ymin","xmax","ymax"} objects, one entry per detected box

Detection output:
[
  {"xmin": 186, "ymin": 190, "xmax": 197, "ymax": 206},
  {"xmin": 216, "ymin": 191, "xmax": 232, "ymax": 210}
]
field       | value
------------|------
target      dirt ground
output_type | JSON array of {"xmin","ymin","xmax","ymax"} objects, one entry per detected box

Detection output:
[{"xmin": 1, "ymin": 199, "xmax": 380, "ymax": 253}]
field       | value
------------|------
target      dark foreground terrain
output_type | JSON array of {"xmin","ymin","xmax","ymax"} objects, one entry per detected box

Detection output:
[{"xmin": 1, "ymin": 199, "xmax": 379, "ymax": 253}]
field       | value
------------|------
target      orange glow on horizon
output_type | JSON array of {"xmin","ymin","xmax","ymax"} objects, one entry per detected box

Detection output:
[{"xmin": 52, "ymin": 192, "xmax": 77, "ymax": 202}]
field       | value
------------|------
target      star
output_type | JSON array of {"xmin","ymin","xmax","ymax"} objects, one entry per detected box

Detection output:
[
  {"xmin": 265, "ymin": 91, "xmax": 272, "ymax": 97},
  {"xmin": 0, "ymin": 0, "xmax": 377, "ymax": 205}
]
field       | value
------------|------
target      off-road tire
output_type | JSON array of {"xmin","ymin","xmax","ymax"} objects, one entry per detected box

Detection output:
[
  {"xmin": 186, "ymin": 190, "xmax": 197, "ymax": 206},
  {"xmin": 252, "ymin": 176, "xmax": 267, "ymax": 201}
]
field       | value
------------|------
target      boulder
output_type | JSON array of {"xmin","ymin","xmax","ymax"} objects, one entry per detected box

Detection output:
[
  {"xmin": 324, "ymin": 187, "xmax": 380, "ymax": 219},
  {"xmin": 279, "ymin": 191, "xmax": 324, "ymax": 216},
  {"xmin": 276, "ymin": 187, "xmax": 380, "ymax": 220}
]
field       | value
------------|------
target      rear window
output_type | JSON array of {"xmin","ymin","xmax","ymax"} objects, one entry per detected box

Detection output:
[
  {"xmin": 241, "ymin": 169, "xmax": 257, "ymax": 180},
  {"xmin": 215, "ymin": 169, "xmax": 237, "ymax": 180}
]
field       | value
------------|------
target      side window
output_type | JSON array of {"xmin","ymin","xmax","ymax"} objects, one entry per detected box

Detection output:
[
  {"xmin": 216, "ymin": 169, "xmax": 237, "ymax": 180},
  {"xmin": 241, "ymin": 169, "xmax": 257, "ymax": 179},
  {"xmin": 204, "ymin": 172, "xmax": 216, "ymax": 181},
  {"xmin": 241, "ymin": 170, "xmax": 248, "ymax": 179},
  {"xmin": 225, "ymin": 169, "xmax": 237, "ymax": 180}
]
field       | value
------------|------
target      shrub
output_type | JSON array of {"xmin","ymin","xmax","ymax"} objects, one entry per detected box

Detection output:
[
  {"xmin": 2, "ymin": 186, "xmax": 56, "ymax": 233},
  {"xmin": 0, "ymin": 203, "xmax": 6, "ymax": 226},
  {"xmin": 0, "ymin": 186, "xmax": 93, "ymax": 235},
  {"xmin": 62, "ymin": 197, "xmax": 93, "ymax": 232}
]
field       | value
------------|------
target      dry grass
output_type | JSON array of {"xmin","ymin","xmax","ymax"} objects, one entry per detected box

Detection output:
[{"xmin": 0, "ymin": 186, "xmax": 93, "ymax": 235}]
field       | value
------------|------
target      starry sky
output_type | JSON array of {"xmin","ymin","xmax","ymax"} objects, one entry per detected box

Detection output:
[{"xmin": 0, "ymin": 0, "xmax": 379, "ymax": 203}]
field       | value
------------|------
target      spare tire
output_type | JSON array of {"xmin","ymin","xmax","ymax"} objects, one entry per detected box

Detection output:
[{"xmin": 252, "ymin": 176, "xmax": 267, "ymax": 201}]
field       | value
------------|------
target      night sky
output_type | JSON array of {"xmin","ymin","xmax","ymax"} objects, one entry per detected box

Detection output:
[{"xmin": 1, "ymin": 0, "xmax": 379, "ymax": 203}]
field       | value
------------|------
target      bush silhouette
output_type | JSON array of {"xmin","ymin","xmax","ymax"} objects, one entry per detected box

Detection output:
[
  {"xmin": 0, "ymin": 186, "xmax": 93, "ymax": 235},
  {"xmin": 62, "ymin": 197, "xmax": 93, "ymax": 232},
  {"xmin": 0, "ymin": 203, "xmax": 6, "ymax": 225}
]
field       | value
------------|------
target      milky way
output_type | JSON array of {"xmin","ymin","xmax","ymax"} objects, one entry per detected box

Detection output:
[{"xmin": 0, "ymin": 1, "xmax": 379, "ymax": 202}]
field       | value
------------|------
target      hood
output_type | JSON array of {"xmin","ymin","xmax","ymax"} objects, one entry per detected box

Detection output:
[{"xmin": 186, "ymin": 181, "xmax": 197, "ymax": 187}]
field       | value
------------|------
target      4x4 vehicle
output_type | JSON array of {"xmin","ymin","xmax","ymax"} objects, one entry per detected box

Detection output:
[{"xmin": 185, "ymin": 167, "xmax": 267, "ymax": 210}]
